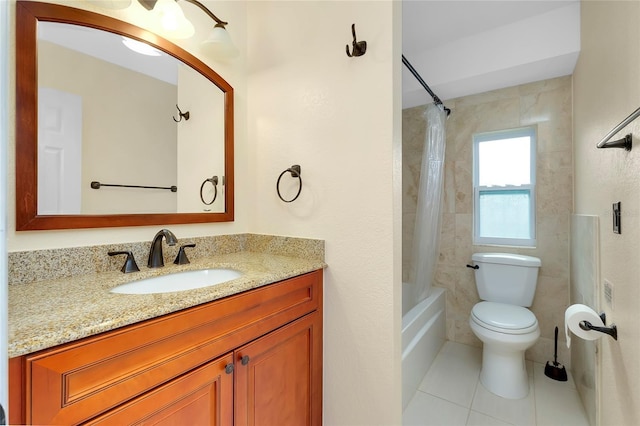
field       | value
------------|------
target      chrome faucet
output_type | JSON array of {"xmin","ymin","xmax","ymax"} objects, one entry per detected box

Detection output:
[{"xmin": 147, "ymin": 229, "xmax": 178, "ymax": 268}]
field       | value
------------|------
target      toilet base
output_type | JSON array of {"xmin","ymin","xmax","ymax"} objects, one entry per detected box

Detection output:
[{"xmin": 479, "ymin": 344, "xmax": 529, "ymax": 399}]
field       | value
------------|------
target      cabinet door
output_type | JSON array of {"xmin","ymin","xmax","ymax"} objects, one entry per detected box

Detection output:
[
  {"xmin": 234, "ymin": 312, "xmax": 322, "ymax": 426},
  {"xmin": 86, "ymin": 353, "xmax": 234, "ymax": 426}
]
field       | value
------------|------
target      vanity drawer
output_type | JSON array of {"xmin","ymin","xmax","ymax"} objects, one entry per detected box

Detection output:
[{"xmin": 23, "ymin": 270, "xmax": 322, "ymax": 425}]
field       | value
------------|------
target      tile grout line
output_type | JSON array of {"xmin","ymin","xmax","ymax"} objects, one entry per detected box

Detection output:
[
  {"xmin": 465, "ymin": 375, "xmax": 481, "ymax": 425},
  {"xmin": 421, "ymin": 389, "xmax": 471, "ymax": 412},
  {"xmin": 531, "ymin": 361, "xmax": 538, "ymax": 426}
]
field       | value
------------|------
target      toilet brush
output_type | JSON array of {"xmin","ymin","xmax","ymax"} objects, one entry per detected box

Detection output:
[{"xmin": 544, "ymin": 326, "xmax": 568, "ymax": 381}]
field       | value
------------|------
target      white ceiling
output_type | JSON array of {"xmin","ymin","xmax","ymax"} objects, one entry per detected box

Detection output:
[{"xmin": 402, "ymin": 0, "xmax": 581, "ymax": 109}]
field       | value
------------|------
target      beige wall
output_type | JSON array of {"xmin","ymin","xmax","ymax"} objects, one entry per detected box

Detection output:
[
  {"xmin": 247, "ymin": 2, "xmax": 401, "ymax": 424},
  {"xmin": 574, "ymin": 2, "xmax": 640, "ymax": 425},
  {"xmin": 403, "ymin": 76, "xmax": 573, "ymax": 365}
]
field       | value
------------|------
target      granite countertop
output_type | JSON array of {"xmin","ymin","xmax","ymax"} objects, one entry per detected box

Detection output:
[{"xmin": 9, "ymin": 251, "xmax": 326, "ymax": 358}]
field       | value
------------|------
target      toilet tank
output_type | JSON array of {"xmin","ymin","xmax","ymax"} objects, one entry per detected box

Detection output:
[{"xmin": 471, "ymin": 253, "xmax": 541, "ymax": 307}]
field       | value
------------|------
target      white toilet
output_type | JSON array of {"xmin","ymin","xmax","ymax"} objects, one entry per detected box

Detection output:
[{"xmin": 469, "ymin": 252, "xmax": 541, "ymax": 399}]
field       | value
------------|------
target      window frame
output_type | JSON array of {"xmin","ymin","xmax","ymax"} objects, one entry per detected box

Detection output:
[{"xmin": 472, "ymin": 126, "xmax": 537, "ymax": 247}]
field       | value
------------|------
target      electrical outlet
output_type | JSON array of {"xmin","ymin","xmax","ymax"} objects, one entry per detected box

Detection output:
[{"xmin": 604, "ymin": 279, "xmax": 614, "ymax": 310}]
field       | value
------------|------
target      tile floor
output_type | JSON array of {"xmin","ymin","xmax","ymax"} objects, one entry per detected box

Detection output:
[{"xmin": 403, "ymin": 342, "xmax": 590, "ymax": 426}]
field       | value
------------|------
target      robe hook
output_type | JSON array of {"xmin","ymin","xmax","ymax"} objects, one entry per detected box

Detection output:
[
  {"xmin": 346, "ymin": 23, "xmax": 367, "ymax": 57},
  {"xmin": 173, "ymin": 104, "xmax": 190, "ymax": 122}
]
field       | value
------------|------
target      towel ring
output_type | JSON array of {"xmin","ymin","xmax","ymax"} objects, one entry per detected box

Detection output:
[
  {"xmin": 200, "ymin": 176, "xmax": 218, "ymax": 205},
  {"xmin": 277, "ymin": 165, "xmax": 302, "ymax": 203}
]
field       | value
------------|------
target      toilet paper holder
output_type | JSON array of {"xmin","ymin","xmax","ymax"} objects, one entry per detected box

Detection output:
[{"xmin": 578, "ymin": 312, "xmax": 618, "ymax": 341}]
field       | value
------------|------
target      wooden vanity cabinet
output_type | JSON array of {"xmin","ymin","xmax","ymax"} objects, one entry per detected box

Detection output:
[
  {"xmin": 9, "ymin": 270, "xmax": 323, "ymax": 425},
  {"xmin": 86, "ymin": 353, "xmax": 235, "ymax": 425}
]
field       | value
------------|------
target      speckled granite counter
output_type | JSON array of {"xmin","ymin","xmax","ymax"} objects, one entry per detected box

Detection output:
[{"xmin": 9, "ymin": 251, "xmax": 326, "ymax": 358}]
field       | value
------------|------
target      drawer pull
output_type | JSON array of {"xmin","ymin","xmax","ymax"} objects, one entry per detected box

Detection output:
[
  {"xmin": 225, "ymin": 363, "xmax": 234, "ymax": 374},
  {"xmin": 241, "ymin": 355, "xmax": 250, "ymax": 366}
]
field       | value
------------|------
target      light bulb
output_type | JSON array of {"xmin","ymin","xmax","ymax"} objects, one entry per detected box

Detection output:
[{"xmin": 153, "ymin": 0, "xmax": 194, "ymax": 39}]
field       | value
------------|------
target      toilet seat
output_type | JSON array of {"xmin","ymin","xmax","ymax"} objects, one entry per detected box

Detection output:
[{"xmin": 471, "ymin": 301, "xmax": 538, "ymax": 335}]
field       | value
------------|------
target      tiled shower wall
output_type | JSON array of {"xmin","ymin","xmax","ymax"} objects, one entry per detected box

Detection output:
[
  {"xmin": 402, "ymin": 76, "xmax": 573, "ymax": 364},
  {"xmin": 570, "ymin": 214, "xmax": 599, "ymax": 426}
]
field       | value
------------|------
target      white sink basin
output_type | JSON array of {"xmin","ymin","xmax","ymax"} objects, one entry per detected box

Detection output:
[{"xmin": 110, "ymin": 268, "xmax": 242, "ymax": 294}]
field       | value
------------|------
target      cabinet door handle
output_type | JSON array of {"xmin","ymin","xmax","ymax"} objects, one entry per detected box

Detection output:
[
  {"xmin": 225, "ymin": 363, "xmax": 234, "ymax": 374},
  {"xmin": 241, "ymin": 355, "xmax": 250, "ymax": 366}
]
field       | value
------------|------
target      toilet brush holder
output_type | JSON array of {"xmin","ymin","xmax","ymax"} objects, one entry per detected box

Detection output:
[{"xmin": 544, "ymin": 326, "xmax": 568, "ymax": 381}]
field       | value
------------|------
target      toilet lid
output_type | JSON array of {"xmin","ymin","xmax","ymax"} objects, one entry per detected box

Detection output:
[{"xmin": 471, "ymin": 301, "xmax": 538, "ymax": 334}]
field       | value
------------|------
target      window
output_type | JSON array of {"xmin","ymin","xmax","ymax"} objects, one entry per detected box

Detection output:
[{"xmin": 473, "ymin": 127, "xmax": 536, "ymax": 247}]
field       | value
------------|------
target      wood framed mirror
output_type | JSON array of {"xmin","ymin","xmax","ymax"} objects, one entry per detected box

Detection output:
[{"xmin": 15, "ymin": 1, "xmax": 234, "ymax": 230}]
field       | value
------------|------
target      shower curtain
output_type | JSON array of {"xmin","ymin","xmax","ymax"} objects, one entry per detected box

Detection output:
[{"xmin": 410, "ymin": 103, "xmax": 447, "ymax": 305}]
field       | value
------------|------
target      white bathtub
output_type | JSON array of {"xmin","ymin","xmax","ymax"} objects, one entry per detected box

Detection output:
[{"xmin": 402, "ymin": 285, "xmax": 446, "ymax": 409}]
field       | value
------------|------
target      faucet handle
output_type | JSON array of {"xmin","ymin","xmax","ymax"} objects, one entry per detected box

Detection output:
[
  {"xmin": 108, "ymin": 251, "xmax": 140, "ymax": 273},
  {"xmin": 174, "ymin": 243, "xmax": 196, "ymax": 265}
]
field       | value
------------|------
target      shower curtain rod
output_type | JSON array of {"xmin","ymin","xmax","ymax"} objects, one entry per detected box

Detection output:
[{"xmin": 402, "ymin": 54, "xmax": 451, "ymax": 116}]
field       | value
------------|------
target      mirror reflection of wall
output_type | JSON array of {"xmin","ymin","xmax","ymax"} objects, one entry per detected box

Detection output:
[
  {"xmin": 36, "ymin": 21, "xmax": 225, "ymax": 215},
  {"xmin": 176, "ymin": 64, "xmax": 225, "ymax": 213}
]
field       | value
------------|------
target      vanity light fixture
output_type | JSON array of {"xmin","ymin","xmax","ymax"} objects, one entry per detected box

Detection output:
[
  {"xmin": 201, "ymin": 21, "xmax": 238, "ymax": 58},
  {"xmin": 140, "ymin": 0, "xmax": 194, "ymax": 39},
  {"xmin": 138, "ymin": 0, "xmax": 237, "ymax": 58}
]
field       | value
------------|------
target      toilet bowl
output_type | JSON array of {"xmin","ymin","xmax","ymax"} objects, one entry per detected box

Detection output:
[
  {"xmin": 468, "ymin": 253, "xmax": 542, "ymax": 399},
  {"xmin": 470, "ymin": 301, "xmax": 539, "ymax": 399}
]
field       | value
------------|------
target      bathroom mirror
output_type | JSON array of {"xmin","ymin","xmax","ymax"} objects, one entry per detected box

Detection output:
[{"xmin": 15, "ymin": 1, "xmax": 234, "ymax": 230}]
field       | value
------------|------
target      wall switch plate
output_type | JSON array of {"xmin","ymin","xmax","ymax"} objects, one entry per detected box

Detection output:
[
  {"xmin": 613, "ymin": 202, "xmax": 621, "ymax": 234},
  {"xmin": 604, "ymin": 279, "xmax": 614, "ymax": 310}
]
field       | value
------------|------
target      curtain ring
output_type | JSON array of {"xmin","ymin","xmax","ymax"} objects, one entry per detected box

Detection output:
[
  {"xmin": 200, "ymin": 176, "xmax": 218, "ymax": 205},
  {"xmin": 276, "ymin": 165, "xmax": 302, "ymax": 203}
]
